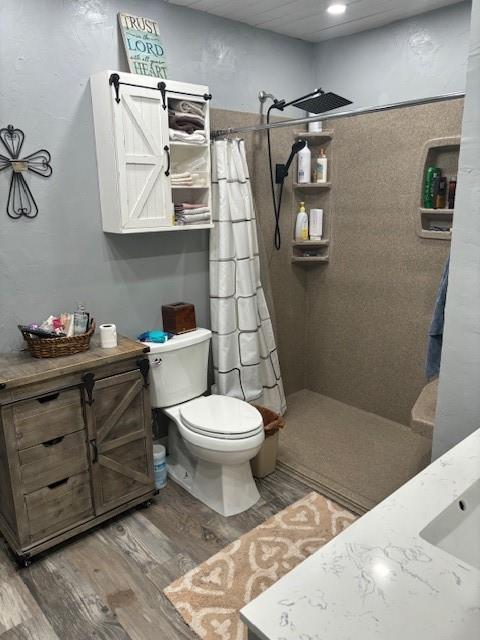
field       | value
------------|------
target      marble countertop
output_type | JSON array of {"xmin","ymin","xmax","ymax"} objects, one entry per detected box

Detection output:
[{"xmin": 241, "ymin": 429, "xmax": 480, "ymax": 640}]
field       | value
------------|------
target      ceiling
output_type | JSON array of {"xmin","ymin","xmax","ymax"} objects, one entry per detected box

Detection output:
[{"xmin": 166, "ymin": 0, "xmax": 463, "ymax": 42}]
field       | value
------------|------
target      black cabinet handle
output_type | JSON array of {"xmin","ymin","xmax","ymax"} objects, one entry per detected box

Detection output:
[
  {"xmin": 137, "ymin": 358, "xmax": 150, "ymax": 388},
  {"xmin": 164, "ymin": 145, "xmax": 170, "ymax": 177},
  {"xmin": 42, "ymin": 436, "xmax": 64, "ymax": 448},
  {"xmin": 158, "ymin": 81, "xmax": 167, "ymax": 109},
  {"xmin": 37, "ymin": 392, "xmax": 60, "ymax": 404},
  {"xmin": 90, "ymin": 439, "xmax": 98, "ymax": 464},
  {"xmin": 47, "ymin": 477, "xmax": 69, "ymax": 490},
  {"xmin": 82, "ymin": 372, "xmax": 95, "ymax": 406}
]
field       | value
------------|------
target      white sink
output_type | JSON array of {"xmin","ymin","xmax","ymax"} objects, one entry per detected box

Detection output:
[{"xmin": 420, "ymin": 477, "xmax": 480, "ymax": 570}]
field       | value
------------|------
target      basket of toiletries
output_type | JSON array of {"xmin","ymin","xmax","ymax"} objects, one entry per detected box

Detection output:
[{"xmin": 18, "ymin": 304, "xmax": 95, "ymax": 358}]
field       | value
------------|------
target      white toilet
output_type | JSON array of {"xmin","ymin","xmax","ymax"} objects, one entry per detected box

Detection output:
[{"xmin": 145, "ymin": 328, "xmax": 265, "ymax": 517}]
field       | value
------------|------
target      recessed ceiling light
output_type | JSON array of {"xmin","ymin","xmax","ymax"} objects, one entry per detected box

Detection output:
[{"xmin": 327, "ymin": 3, "xmax": 347, "ymax": 15}]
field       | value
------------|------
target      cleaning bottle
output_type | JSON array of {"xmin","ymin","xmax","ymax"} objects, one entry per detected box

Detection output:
[
  {"xmin": 297, "ymin": 142, "xmax": 311, "ymax": 184},
  {"xmin": 295, "ymin": 202, "xmax": 309, "ymax": 241},
  {"xmin": 315, "ymin": 148, "xmax": 328, "ymax": 183}
]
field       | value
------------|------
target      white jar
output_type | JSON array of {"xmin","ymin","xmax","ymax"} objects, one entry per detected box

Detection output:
[
  {"xmin": 308, "ymin": 112, "xmax": 322, "ymax": 133},
  {"xmin": 309, "ymin": 208, "xmax": 323, "ymax": 240}
]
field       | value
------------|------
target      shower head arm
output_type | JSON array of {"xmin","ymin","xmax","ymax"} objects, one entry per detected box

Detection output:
[
  {"xmin": 270, "ymin": 88, "xmax": 323, "ymax": 112},
  {"xmin": 258, "ymin": 90, "xmax": 283, "ymax": 106}
]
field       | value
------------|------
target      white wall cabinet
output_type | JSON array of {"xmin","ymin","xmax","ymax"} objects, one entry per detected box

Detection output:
[{"xmin": 90, "ymin": 71, "xmax": 212, "ymax": 233}]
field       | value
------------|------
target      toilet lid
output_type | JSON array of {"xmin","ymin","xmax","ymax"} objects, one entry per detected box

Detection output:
[{"xmin": 180, "ymin": 395, "xmax": 264, "ymax": 439}]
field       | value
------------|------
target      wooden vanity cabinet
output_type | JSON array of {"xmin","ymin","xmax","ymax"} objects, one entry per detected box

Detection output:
[{"xmin": 0, "ymin": 337, "xmax": 155, "ymax": 565}]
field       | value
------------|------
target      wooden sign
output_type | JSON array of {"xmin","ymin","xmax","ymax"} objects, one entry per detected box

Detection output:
[{"xmin": 118, "ymin": 13, "xmax": 167, "ymax": 79}]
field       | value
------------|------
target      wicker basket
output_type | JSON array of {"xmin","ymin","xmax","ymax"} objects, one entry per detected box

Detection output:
[
  {"xmin": 253, "ymin": 404, "xmax": 285, "ymax": 438},
  {"xmin": 20, "ymin": 321, "xmax": 96, "ymax": 358}
]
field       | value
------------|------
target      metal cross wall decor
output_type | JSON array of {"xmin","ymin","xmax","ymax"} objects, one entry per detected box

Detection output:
[{"xmin": 0, "ymin": 124, "xmax": 52, "ymax": 219}]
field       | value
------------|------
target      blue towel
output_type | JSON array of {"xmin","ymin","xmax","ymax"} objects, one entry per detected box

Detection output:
[
  {"xmin": 425, "ymin": 255, "xmax": 450, "ymax": 380},
  {"xmin": 137, "ymin": 330, "xmax": 171, "ymax": 343}
]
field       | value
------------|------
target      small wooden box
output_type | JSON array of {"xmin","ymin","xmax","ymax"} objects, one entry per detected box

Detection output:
[{"xmin": 162, "ymin": 302, "xmax": 196, "ymax": 334}]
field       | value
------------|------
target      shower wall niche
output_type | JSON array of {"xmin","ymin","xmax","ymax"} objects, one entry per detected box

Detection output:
[
  {"xmin": 291, "ymin": 130, "xmax": 333, "ymax": 264},
  {"xmin": 416, "ymin": 135, "xmax": 460, "ymax": 240}
]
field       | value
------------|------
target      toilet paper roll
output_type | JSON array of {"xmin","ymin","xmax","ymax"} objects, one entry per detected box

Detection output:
[{"xmin": 100, "ymin": 323, "xmax": 117, "ymax": 348}]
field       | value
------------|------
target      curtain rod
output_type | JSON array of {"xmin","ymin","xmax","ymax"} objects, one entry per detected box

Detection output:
[{"xmin": 210, "ymin": 92, "xmax": 465, "ymax": 139}]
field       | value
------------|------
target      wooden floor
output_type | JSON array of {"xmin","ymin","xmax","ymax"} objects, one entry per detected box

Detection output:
[{"xmin": 0, "ymin": 470, "xmax": 313, "ymax": 639}]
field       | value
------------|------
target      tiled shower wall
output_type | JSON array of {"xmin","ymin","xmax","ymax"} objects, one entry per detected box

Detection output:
[
  {"xmin": 307, "ymin": 99, "xmax": 462, "ymax": 425},
  {"xmin": 212, "ymin": 97, "xmax": 463, "ymax": 425}
]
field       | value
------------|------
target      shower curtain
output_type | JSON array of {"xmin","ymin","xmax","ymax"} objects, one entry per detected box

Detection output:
[{"xmin": 210, "ymin": 139, "xmax": 286, "ymax": 415}]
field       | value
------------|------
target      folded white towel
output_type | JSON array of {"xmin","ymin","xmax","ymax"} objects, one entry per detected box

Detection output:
[
  {"xmin": 178, "ymin": 207, "xmax": 210, "ymax": 215},
  {"xmin": 171, "ymin": 171, "xmax": 192, "ymax": 180},
  {"xmin": 176, "ymin": 212, "xmax": 211, "ymax": 224},
  {"xmin": 169, "ymin": 128, "xmax": 207, "ymax": 144}
]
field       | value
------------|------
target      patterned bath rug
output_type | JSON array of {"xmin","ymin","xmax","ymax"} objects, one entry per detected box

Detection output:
[{"xmin": 164, "ymin": 491, "xmax": 356, "ymax": 640}]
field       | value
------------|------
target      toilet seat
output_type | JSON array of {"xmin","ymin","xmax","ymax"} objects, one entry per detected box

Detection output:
[{"xmin": 179, "ymin": 395, "xmax": 264, "ymax": 440}]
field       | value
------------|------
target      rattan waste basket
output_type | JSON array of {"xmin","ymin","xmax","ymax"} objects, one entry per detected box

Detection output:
[{"xmin": 250, "ymin": 405, "xmax": 285, "ymax": 478}]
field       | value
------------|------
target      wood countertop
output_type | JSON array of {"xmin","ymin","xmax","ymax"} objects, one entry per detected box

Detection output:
[{"xmin": 0, "ymin": 336, "xmax": 149, "ymax": 390}]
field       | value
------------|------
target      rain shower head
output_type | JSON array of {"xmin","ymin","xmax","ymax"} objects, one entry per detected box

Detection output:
[
  {"xmin": 292, "ymin": 91, "xmax": 352, "ymax": 114},
  {"xmin": 265, "ymin": 87, "xmax": 352, "ymax": 114}
]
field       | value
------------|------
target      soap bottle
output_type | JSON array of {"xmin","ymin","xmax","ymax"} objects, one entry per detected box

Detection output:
[
  {"xmin": 315, "ymin": 148, "xmax": 328, "ymax": 183},
  {"xmin": 295, "ymin": 202, "xmax": 309, "ymax": 241},
  {"xmin": 297, "ymin": 142, "xmax": 311, "ymax": 184}
]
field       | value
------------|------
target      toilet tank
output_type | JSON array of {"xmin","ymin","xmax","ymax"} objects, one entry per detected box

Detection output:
[{"xmin": 145, "ymin": 328, "xmax": 211, "ymax": 408}]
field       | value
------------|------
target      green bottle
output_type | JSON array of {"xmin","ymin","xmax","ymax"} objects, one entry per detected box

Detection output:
[{"xmin": 424, "ymin": 166, "xmax": 441, "ymax": 209}]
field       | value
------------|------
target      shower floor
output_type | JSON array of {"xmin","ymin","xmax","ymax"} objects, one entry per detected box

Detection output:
[{"xmin": 277, "ymin": 389, "xmax": 432, "ymax": 514}]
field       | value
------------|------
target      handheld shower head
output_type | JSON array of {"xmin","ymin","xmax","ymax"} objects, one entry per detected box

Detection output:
[
  {"xmin": 275, "ymin": 139, "xmax": 307, "ymax": 183},
  {"xmin": 285, "ymin": 139, "xmax": 307, "ymax": 173},
  {"xmin": 270, "ymin": 138, "xmax": 307, "ymax": 250}
]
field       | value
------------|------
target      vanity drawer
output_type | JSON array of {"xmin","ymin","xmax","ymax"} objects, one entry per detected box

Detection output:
[
  {"xmin": 11, "ymin": 388, "xmax": 85, "ymax": 450},
  {"xmin": 25, "ymin": 471, "xmax": 93, "ymax": 543},
  {"xmin": 19, "ymin": 430, "xmax": 89, "ymax": 494}
]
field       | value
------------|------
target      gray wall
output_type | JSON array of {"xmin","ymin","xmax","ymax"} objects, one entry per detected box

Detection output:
[
  {"xmin": 0, "ymin": 0, "xmax": 312, "ymax": 351},
  {"xmin": 433, "ymin": 0, "xmax": 480, "ymax": 457},
  {"xmin": 313, "ymin": 2, "xmax": 471, "ymax": 110}
]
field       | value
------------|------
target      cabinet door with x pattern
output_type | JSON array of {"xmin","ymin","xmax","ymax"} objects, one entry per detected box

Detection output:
[{"xmin": 84, "ymin": 368, "xmax": 154, "ymax": 515}]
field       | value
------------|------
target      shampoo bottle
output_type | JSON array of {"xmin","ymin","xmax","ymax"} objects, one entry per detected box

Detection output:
[
  {"xmin": 297, "ymin": 142, "xmax": 311, "ymax": 184},
  {"xmin": 295, "ymin": 202, "xmax": 309, "ymax": 241},
  {"xmin": 315, "ymin": 148, "xmax": 328, "ymax": 183}
]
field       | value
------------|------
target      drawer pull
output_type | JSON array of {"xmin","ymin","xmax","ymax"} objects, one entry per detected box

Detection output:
[
  {"xmin": 47, "ymin": 478, "xmax": 69, "ymax": 490},
  {"xmin": 90, "ymin": 439, "xmax": 98, "ymax": 464},
  {"xmin": 42, "ymin": 436, "xmax": 64, "ymax": 447},
  {"xmin": 37, "ymin": 392, "xmax": 60, "ymax": 404}
]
